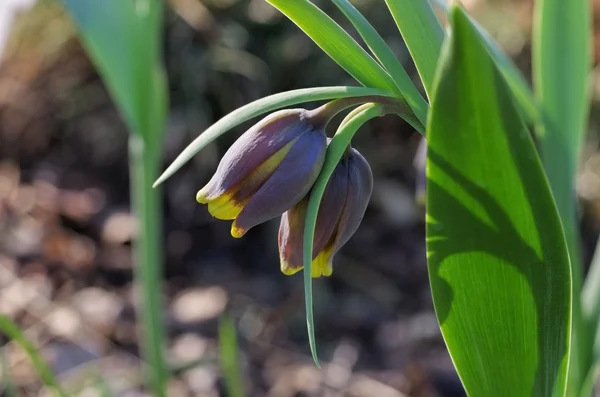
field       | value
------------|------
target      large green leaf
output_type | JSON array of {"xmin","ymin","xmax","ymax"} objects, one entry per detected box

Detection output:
[
  {"xmin": 426, "ymin": 7, "xmax": 571, "ymax": 397},
  {"xmin": 62, "ymin": 0, "xmax": 164, "ymax": 139},
  {"xmin": 265, "ymin": 0, "xmax": 396, "ymax": 92}
]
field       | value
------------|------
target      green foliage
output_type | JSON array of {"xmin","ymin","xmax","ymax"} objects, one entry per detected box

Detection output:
[
  {"xmin": 533, "ymin": 0, "xmax": 592, "ymax": 394},
  {"xmin": 63, "ymin": 0, "xmax": 168, "ymax": 395},
  {"xmin": 0, "ymin": 315, "xmax": 66, "ymax": 396},
  {"xmin": 330, "ymin": 0, "xmax": 428, "ymax": 124},
  {"xmin": 219, "ymin": 315, "xmax": 245, "ymax": 397},
  {"xmin": 426, "ymin": 7, "xmax": 571, "ymax": 396},
  {"xmin": 265, "ymin": 0, "xmax": 396, "ymax": 91},
  {"xmin": 384, "ymin": 0, "xmax": 445, "ymax": 97}
]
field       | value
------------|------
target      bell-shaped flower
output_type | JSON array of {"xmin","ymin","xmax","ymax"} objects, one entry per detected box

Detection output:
[
  {"xmin": 197, "ymin": 109, "xmax": 327, "ymax": 238},
  {"xmin": 278, "ymin": 146, "xmax": 373, "ymax": 277}
]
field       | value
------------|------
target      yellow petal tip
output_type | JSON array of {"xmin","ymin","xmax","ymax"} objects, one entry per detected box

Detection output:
[{"xmin": 231, "ymin": 225, "xmax": 247, "ymax": 238}]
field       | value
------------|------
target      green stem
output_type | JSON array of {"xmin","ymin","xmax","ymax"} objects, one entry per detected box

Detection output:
[
  {"xmin": 303, "ymin": 103, "xmax": 396, "ymax": 366},
  {"xmin": 129, "ymin": 135, "xmax": 167, "ymax": 397}
]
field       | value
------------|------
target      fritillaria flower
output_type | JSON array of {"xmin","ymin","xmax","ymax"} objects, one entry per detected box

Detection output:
[
  {"xmin": 196, "ymin": 109, "xmax": 327, "ymax": 238},
  {"xmin": 278, "ymin": 146, "xmax": 373, "ymax": 277}
]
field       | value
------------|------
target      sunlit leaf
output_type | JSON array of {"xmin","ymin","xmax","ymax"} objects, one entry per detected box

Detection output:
[{"xmin": 426, "ymin": 7, "xmax": 571, "ymax": 397}]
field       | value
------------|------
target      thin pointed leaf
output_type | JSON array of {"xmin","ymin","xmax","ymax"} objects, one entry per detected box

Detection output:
[
  {"xmin": 427, "ymin": 7, "xmax": 571, "ymax": 397},
  {"xmin": 302, "ymin": 103, "xmax": 386, "ymax": 366},
  {"xmin": 153, "ymin": 87, "xmax": 396, "ymax": 187},
  {"xmin": 330, "ymin": 0, "xmax": 428, "ymax": 125},
  {"xmin": 0, "ymin": 315, "xmax": 66, "ymax": 397},
  {"xmin": 265, "ymin": 0, "xmax": 396, "ymax": 92},
  {"xmin": 384, "ymin": 0, "xmax": 445, "ymax": 98}
]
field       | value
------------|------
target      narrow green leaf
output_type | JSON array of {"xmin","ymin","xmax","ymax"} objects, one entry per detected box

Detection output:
[
  {"xmin": 0, "ymin": 315, "xmax": 66, "ymax": 397},
  {"xmin": 533, "ymin": 0, "xmax": 591, "ymax": 392},
  {"xmin": 153, "ymin": 87, "xmax": 397, "ymax": 187},
  {"xmin": 303, "ymin": 103, "xmax": 388, "ymax": 366},
  {"xmin": 330, "ymin": 0, "xmax": 428, "ymax": 125},
  {"xmin": 384, "ymin": 0, "xmax": 445, "ymax": 98},
  {"xmin": 265, "ymin": 0, "xmax": 396, "ymax": 92},
  {"xmin": 219, "ymin": 315, "xmax": 245, "ymax": 397},
  {"xmin": 427, "ymin": 7, "xmax": 571, "ymax": 397}
]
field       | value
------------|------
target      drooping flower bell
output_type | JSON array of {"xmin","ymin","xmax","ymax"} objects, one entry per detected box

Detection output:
[
  {"xmin": 278, "ymin": 146, "xmax": 373, "ymax": 277},
  {"xmin": 197, "ymin": 109, "xmax": 327, "ymax": 238}
]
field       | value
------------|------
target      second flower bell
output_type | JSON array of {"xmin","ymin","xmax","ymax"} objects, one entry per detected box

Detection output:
[
  {"xmin": 196, "ymin": 108, "xmax": 327, "ymax": 238},
  {"xmin": 278, "ymin": 146, "xmax": 374, "ymax": 278}
]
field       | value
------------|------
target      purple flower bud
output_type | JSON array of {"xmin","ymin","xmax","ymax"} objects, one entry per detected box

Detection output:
[
  {"xmin": 196, "ymin": 109, "xmax": 327, "ymax": 237},
  {"xmin": 278, "ymin": 147, "xmax": 373, "ymax": 277}
]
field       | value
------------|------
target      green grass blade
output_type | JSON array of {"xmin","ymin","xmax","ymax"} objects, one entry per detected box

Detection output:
[
  {"xmin": 265, "ymin": 0, "xmax": 396, "ymax": 91},
  {"xmin": 219, "ymin": 315, "xmax": 245, "ymax": 397},
  {"xmin": 533, "ymin": 0, "xmax": 591, "ymax": 393},
  {"xmin": 330, "ymin": 0, "xmax": 428, "ymax": 125},
  {"xmin": 1, "ymin": 345, "xmax": 18, "ymax": 397},
  {"xmin": 384, "ymin": 0, "xmax": 445, "ymax": 98},
  {"xmin": 427, "ymin": 7, "xmax": 571, "ymax": 396},
  {"xmin": 302, "ymin": 103, "xmax": 387, "ymax": 366},
  {"xmin": 153, "ymin": 87, "xmax": 397, "ymax": 187},
  {"xmin": 0, "ymin": 315, "xmax": 66, "ymax": 397}
]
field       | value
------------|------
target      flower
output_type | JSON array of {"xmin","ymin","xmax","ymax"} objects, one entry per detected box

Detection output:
[
  {"xmin": 278, "ymin": 146, "xmax": 373, "ymax": 277},
  {"xmin": 196, "ymin": 109, "xmax": 327, "ymax": 238}
]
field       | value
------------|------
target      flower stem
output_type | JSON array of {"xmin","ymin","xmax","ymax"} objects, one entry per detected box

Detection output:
[{"xmin": 307, "ymin": 96, "xmax": 424, "ymax": 135}]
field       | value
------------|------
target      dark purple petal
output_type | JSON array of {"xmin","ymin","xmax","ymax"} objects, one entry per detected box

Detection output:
[
  {"xmin": 278, "ymin": 152, "xmax": 350, "ymax": 274},
  {"xmin": 199, "ymin": 109, "xmax": 310, "ymax": 200},
  {"xmin": 329, "ymin": 148, "xmax": 373, "ymax": 259},
  {"xmin": 312, "ymin": 163, "xmax": 349, "ymax": 255},
  {"xmin": 232, "ymin": 128, "xmax": 327, "ymax": 236}
]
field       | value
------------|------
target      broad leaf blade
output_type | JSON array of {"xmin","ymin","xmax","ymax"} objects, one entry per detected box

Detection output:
[
  {"xmin": 62, "ymin": 0, "xmax": 164, "ymax": 138},
  {"xmin": 265, "ymin": 0, "xmax": 396, "ymax": 92},
  {"xmin": 427, "ymin": 7, "xmax": 571, "ymax": 397},
  {"xmin": 429, "ymin": 0, "xmax": 541, "ymax": 126},
  {"xmin": 384, "ymin": 0, "xmax": 445, "ymax": 98}
]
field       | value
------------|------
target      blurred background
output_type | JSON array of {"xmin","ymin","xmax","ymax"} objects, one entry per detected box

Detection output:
[{"xmin": 1, "ymin": 0, "xmax": 600, "ymax": 395}]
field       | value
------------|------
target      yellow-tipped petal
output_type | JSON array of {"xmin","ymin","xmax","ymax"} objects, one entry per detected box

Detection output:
[
  {"xmin": 206, "ymin": 193, "xmax": 244, "ymax": 220},
  {"xmin": 311, "ymin": 245, "xmax": 334, "ymax": 278},
  {"xmin": 196, "ymin": 188, "xmax": 210, "ymax": 204},
  {"xmin": 280, "ymin": 259, "xmax": 302, "ymax": 275},
  {"xmin": 230, "ymin": 222, "xmax": 247, "ymax": 239}
]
